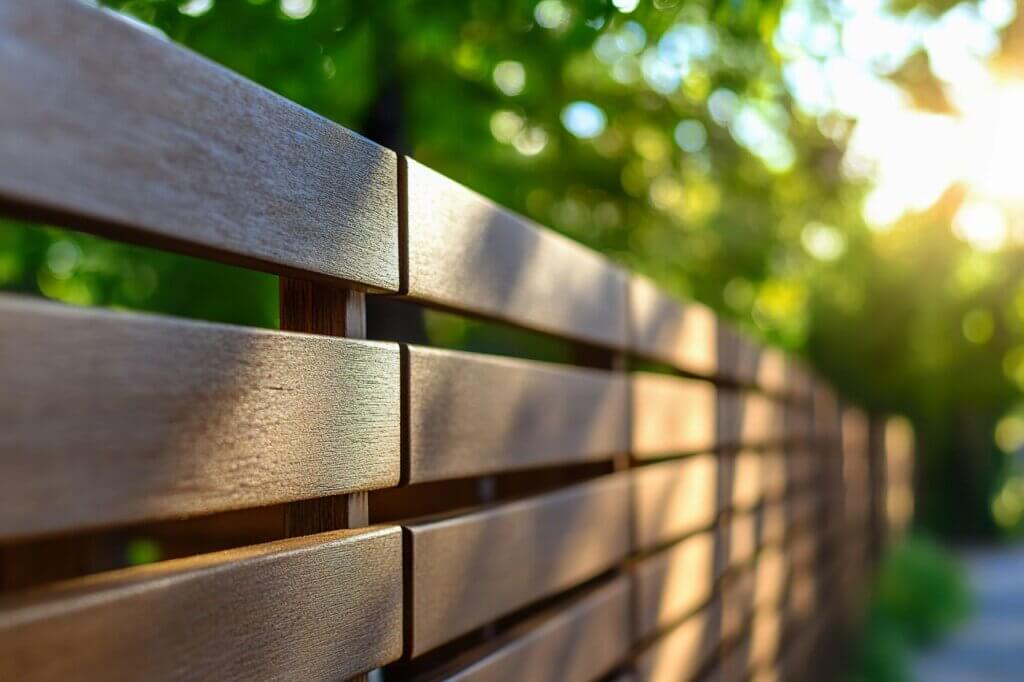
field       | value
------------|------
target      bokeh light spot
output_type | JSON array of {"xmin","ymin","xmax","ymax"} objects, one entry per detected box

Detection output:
[{"xmin": 561, "ymin": 101, "xmax": 607, "ymax": 139}]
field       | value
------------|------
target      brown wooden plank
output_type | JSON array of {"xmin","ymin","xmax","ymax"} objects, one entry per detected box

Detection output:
[
  {"xmin": 721, "ymin": 564, "xmax": 755, "ymax": 642},
  {"xmin": 727, "ymin": 511, "xmax": 757, "ymax": 569},
  {"xmin": 748, "ymin": 608, "xmax": 783, "ymax": 672},
  {"xmin": 761, "ymin": 451, "xmax": 787, "ymax": 501},
  {"xmin": 753, "ymin": 546, "xmax": 787, "ymax": 609},
  {"xmin": 632, "ymin": 373, "xmax": 717, "ymax": 459},
  {"xmin": 884, "ymin": 417, "xmax": 915, "ymax": 540},
  {"xmin": 739, "ymin": 392, "xmax": 784, "ymax": 446},
  {"xmin": 754, "ymin": 348, "xmax": 788, "ymax": 396},
  {"xmin": 719, "ymin": 391, "xmax": 787, "ymax": 448},
  {"xmin": 0, "ymin": 526, "xmax": 403, "ymax": 681},
  {"xmin": 0, "ymin": 294, "xmax": 400, "ymax": 540},
  {"xmin": 424, "ymin": 576, "xmax": 631, "ymax": 682},
  {"xmin": 633, "ymin": 456, "xmax": 718, "ymax": 552},
  {"xmin": 723, "ymin": 333, "xmax": 788, "ymax": 394},
  {"xmin": 407, "ymin": 346, "xmax": 629, "ymax": 483},
  {"xmin": 730, "ymin": 451, "xmax": 762, "ymax": 511},
  {"xmin": 0, "ymin": 1, "xmax": 398, "ymax": 291},
  {"xmin": 406, "ymin": 473, "xmax": 631, "ymax": 657},
  {"xmin": 635, "ymin": 602, "xmax": 718, "ymax": 682},
  {"xmin": 633, "ymin": 531, "xmax": 716, "ymax": 639},
  {"xmin": 628, "ymin": 276, "xmax": 717, "ymax": 377},
  {"xmin": 761, "ymin": 500, "xmax": 786, "ymax": 547},
  {"xmin": 405, "ymin": 158, "xmax": 628, "ymax": 348}
]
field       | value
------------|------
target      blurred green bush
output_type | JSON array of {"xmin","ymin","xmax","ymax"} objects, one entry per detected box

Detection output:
[{"xmin": 847, "ymin": 536, "xmax": 970, "ymax": 682}]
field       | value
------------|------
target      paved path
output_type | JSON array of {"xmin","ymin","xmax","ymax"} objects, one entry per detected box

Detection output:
[{"xmin": 912, "ymin": 545, "xmax": 1024, "ymax": 682}]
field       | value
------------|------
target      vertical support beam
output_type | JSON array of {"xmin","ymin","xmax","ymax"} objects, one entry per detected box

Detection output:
[
  {"xmin": 280, "ymin": 278, "xmax": 370, "ymax": 682},
  {"xmin": 867, "ymin": 415, "xmax": 887, "ymax": 566},
  {"xmin": 279, "ymin": 278, "xmax": 369, "ymax": 533}
]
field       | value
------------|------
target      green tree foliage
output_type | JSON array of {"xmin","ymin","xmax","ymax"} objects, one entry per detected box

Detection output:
[{"xmin": 2, "ymin": 0, "xmax": 1021, "ymax": 537}]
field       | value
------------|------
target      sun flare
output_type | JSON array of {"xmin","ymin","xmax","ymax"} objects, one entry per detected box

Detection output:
[
  {"xmin": 853, "ymin": 73, "xmax": 1024, "ymax": 251},
  {"xmin": 959, "ymin": 81, "xmax": 1024, "ymax": 205}
]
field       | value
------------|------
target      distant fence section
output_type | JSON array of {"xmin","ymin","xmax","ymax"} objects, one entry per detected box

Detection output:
[{"xmin": 0, "ymin": 2, "xmax": 914, "ymax": 680}]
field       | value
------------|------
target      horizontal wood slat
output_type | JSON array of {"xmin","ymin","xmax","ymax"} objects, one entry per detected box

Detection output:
[
  {"xmin": 632, "ymin": 374, "xmax": 717, "ymax": 459},
  {"xmin": 0, "ymin": 527, "xmax": 403, "ymax": 681},
  {"xmin": 753, "ymin": 546, "xmax": 788, "ymax": 609},
  {"xmin": 407, "ymin": 347, "xmax": 629, "ymax": 483},
  {"xmin": 634, "ymin": 601, "xmax": 719, "ymax": 682},
  {"xmin": 718, "ymin": 391, "xmax": 789, "ymax": 448},
  {"xmin": 629, "ymin": 276, "xmax": 717, "ymax": 376},
  {"xmin": 0, "ymin": 1, "xmax": 398, "ymax": 291},
  {"xmin": 633, "ymin": 456, "xmax": 718, "ymax": 552},
  {"xmin": 727, "ymin": 511, "xmax": 757, "ymax": 569},
  {"xmin": 405, "ymin": 159, "xmax": 628, "ymax": 348},
  {"xmin": 406, "ymin": 473, "xmax": 631, "ymax": 657},
  {"xmin": 633, "ymin": 531, "xmax": 716, "ymax": 639},
  {"xmin": 761, "ymin": 499, "xmax": 787, "ymax": 547},
  {"xmin": 730, "ymin": 452, "xmax": 762, "ymax": 510},
  {"xmin": 427, "ymin": 576, "xmax": 631, "ymax": 682},
  {"xmin": 0, "ymin": 295, "xmax": 400, "ymax": 539},
  {"xmin": 753, "ymin": 348, "xmax": 789, "ymax": 396},
  {"xmin": 748, "ymin": 608, "xmax": 784, "ymax": 672}
]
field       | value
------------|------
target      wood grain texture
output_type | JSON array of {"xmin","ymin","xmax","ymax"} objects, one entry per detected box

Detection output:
[
  {"xmin": 0, "ymin": 295, "xmax": 400, "ymax": 540},
  {"xmin": 635, "ymin": 602, "xmax": 719, "ymax": 682},
  {"xmin": 628, "ymin": 276, "xmax": 717, "ymax": 377},
  {"xmin": 632, "ymin": 373, "xmax": 717, "ymax": 459},
  {"xmin": 633, "ymin": 532, "xmax": 716, "ymax": 639},
  {"xmin": 0, "ymin": 1, "xmax": 398, "ymax": 291},
  {"xmin": 425, "ymin": 576, "xmax": 631, "ymax": 682},
  {"xmin": 279, "ymin": 279, "xmax": 371, "ymax": 538},
  {"xmin": 0, "ymin": 527, "xmax": 403, "ymax": 681},
  {"xmin": 407, "ymin": 346, "xmax": 629, "ymax": 482},
  {"xmin": 633, "ymin": 456, "xmax": 718, "ymax": 552},
  {"xmin": 405, "ymin": 158, "xmax": 628, "ymax": 348},
  {"xmin": 406, "ymin": 473, "xmax": 631, "ymax": 656}
]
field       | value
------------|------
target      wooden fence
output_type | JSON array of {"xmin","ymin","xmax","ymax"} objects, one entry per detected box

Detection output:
[{"xmin": 0, "ymin": 2, "xmax": 914, "ymax": 680}]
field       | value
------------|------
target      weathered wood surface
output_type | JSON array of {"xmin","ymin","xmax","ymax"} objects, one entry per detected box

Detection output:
[
  {"xmin": 405, "ymin": 159, "xmax": 628, "ymax": 348},
  {"xmin": 405, "ymin": 473, "xmax": 631, "ymax": 657},
  {"xmin": 407, "ymin": 346, "xmax": 629, "ymax": 482},
  {"xmin": 0, "ymin": 527, "xmax": 403, "ymax": 681},
  {"xmin": 0, "ymin": 0, "xmax": 398, "ymax": 291},
  {"xmin": 633, "ymin": 456, "xmax": 718, "ymax": 552},
  {"xmin": 633, "ymin": 532, "xmax": 716, "ymax": 639},
  {"xmin": 426, "ymin": 576, "xmax": 631, "ymax": 682},
  {"xmin": 0, "ymin": 295, "xmax": 400, "ymax": 539},
  {"xmin": 632, "ymin": 374, "xmax": 717, "ymax": 459},
  {"xmin": 628, "ymin": 276, "xmax": 717, "ymax": 377}
]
